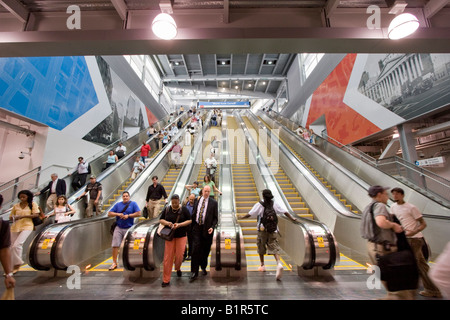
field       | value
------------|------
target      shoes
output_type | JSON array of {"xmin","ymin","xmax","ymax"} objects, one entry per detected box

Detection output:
[
  {"xmin": 177, "ymin": 270, "xmax": 182, "ymax": 277},
  {"xmin": 419, "ymin": 290, "xmax": 442, "ymax": 298},
  {"xmin": 202, "ymin": 269, "xmax": 207, "ymax": 276},
  {"xmin": 108, "ymin": 263, "xmax": 117, "ymax": 271},
  {"xmin": 189, "ymin": 272, "xmax": 198, "ymax": 282},
  {"xmin": 258, "ymin": 265, "xmax": 266, "ymax": 272},
  {"xmin": 276, "ymin": 263, "xmax": 283, "ymax": 281},
  {"xmin": 161, "ymin": 282, "xmax": 170, "ymax": 287},
  {"xmin": 185, "ymin": 256, "xmax": 191, "ymax": 261}
]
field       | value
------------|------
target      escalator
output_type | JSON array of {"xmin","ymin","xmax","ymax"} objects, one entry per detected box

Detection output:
[
  {"xmin": 234, "ymin": 110, "xmax": 339, "ymax": 273},
  {"xmin": 255, "ymin": 114, "xmax": 359, "ymax": 215},
  {"xmin": 242, "ymin": 116, "xmax": 314, "ymax": 220},
  {"xmin": 7, "ymin": 113, "xmax": 192, "ymax": 273},
  {"xmin": 27, "ymin": 120, "xmax": 195, "ymax": 272},
  {"xmin": 258, "ymin": 110, "xmax": 450, "ymax": 257},
  {"xmin": 120, "ymin": 112, "xmax": 216, "ymax": 276},
  {"xmin": 227, "ymin": 115, "xmax": 290, "ymax": 271}
]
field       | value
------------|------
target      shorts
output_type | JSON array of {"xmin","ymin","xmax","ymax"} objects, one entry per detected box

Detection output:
[
  {"xmin": 112, "ymin": 226, "xmax": 129, "ymax": 248},
  {"xmin": 257, "ymin": 230, "xmax": 281, "ymax": 255}
]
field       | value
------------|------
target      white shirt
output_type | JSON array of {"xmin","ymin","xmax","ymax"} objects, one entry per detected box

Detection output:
[
  {"xmin": 248, "ymin": 200, "xmax": 288, "ymax": 230},
  {"xmin": 205, "ymin": 157, "xmax": 217, "ymax": 169},
  {"xmin": 391, "ymin": 202, "xmax": 423, "ymax": 238},
  {"xmin": 196, "ymin": 196, "xmax": 209, "ymax": 224},
  {"xmin": 116, "ymin": 145, "xmax": 127, "ymax": 153},
  {"xmin": 77, "ymin": 161, "xmax": 89, "ymax": 174},
  {"xmin": 169, "ymin": 126, "xmax": 178, "ymax": 136},
  {"xmin": 51, "ymin": 179, "xmax": 58, "ymax": 193}
]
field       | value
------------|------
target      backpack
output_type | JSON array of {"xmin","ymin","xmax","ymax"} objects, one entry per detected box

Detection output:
[
  {"xmin": 87, "ymin": 163, "xmax": 92, "ymax": 174},
  {"xmin": 259, "ymin": 201, "xmax": 278, "ymax": 233}
]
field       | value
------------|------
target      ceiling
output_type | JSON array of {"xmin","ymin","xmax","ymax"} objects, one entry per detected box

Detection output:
[
  {"xmin": 1, "ymin": 1, "xmax": 450, "ymax": 102},
  {"xmin": 0, "ymin": 0, "xmax": 449, "ymax": 58},
  {"xmin": 1, "ymin": 1, "xmax": 439, "ymax": 13},
  {"xmin": 153, "ymin": 53, "xmax": 295, "ymax": 99}
]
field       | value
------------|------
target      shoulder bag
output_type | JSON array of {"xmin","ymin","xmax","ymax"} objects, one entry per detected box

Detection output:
[
  {"xmin": 32, "ymin": 205, "xmax": 45, "ymax": 227},
  {"xmin": 371, "ymin": 204, "xmax": 419, "ymax": 291},
  {"xmin": 110, "ymin": 202, "xmax": 131, "ymax": 235},
  {"xmin": 157, "ymin": 207, "xmax": 181, "ymax": 241}
]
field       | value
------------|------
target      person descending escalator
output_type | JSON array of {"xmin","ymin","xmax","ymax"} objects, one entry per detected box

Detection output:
[{"xmin": 241, "ymin": 189, "xmax": 297, "ymax": 281}]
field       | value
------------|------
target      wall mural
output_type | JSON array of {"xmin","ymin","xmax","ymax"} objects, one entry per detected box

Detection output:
[
  {"xmin": 82, "ymin": 57, "xmax": 156, "ymax": 146},
  {"xmin": 0, "ymin": 56, "xmax": 98, "ymax": 130},
  {"xmin": 305, "ymin": 53, "xmax": 450, "ymax": 145},
  {"xmin": 357, "ymin": 54, "xmax": 450, "ymax": 120}
]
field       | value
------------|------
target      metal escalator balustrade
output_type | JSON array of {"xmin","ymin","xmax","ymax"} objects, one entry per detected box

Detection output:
[
  {"xmin": 120, "ymin": 112, "xmax": 214, "ymax": 275},
  {"xmin": 270, "ymin": 110, "xmax": 450, "ymax": 208},
  {"xmin": 27, "ymin": 119, "xmax": 195, "ymax": 272},
  {"xmin": 0, "ymin": 112, "xmax": 186, "ymax": 218},
  {"xmin": 241, "ymin": 116, "xmax": 314, "ymax": 220},
  {"xmin": 236, "ymin": 111, "xmax": 339, "ymax": 272},
  {"xmin": 227, "ymin": 115, "xmax": 291, "ymax": 272},
  {"xmin": 255, "ymin": 114, "xmax": 360, "ymax": 215}
]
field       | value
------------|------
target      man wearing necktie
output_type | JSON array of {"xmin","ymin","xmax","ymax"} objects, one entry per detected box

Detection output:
[{"xmin": 189, "ymin": 185, "xmax": 218, "ymax": 281}]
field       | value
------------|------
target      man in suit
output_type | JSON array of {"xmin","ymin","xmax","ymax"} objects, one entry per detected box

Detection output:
[
  {"xmin": 189, "ymin": 185, "xmax": 218, "ymax": 281},
  {"xmin": 34, "ymin": 173, "xmax": 67, "ymax": 211}
]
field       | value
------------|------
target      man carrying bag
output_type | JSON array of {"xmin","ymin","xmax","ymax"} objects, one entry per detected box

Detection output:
[{"xmin": 360, "ymin": 185, "xmax": 418, "ymax": 300}]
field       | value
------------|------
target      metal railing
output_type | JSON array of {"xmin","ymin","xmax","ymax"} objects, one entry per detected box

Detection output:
[
  {"xmin": 0, "ymin": 113, "xmax": 173, "ymax": 209},
  {"xmin": 272, "ymin": 110, "xmax": 450, "ymax": 204}
]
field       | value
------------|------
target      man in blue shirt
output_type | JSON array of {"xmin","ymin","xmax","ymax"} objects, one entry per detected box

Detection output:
[{"xmin": 108, "ymin": 191, "xmax": 141, "ymax": 270}]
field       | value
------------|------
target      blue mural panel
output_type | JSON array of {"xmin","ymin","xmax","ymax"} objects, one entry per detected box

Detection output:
[{"xmin": 0, "ymin": 56, "xmax": 98, "ymax": 130}]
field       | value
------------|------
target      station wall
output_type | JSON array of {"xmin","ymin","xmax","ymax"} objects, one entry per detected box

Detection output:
[
  {"xmin": 298, "ymin": 53, "xmax": 450, "ymax": 145},
  {"xmin": 0, "ymin": 55, "xmax": 160, "ymax": 185}
]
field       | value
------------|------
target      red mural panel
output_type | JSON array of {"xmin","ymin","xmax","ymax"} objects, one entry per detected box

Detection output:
[
  {"xmin": 306, "ymin": 54, "xmax": 381, "ymax": 145},
  {"xmin": 145, "ymin": 106, "xmax": 158, "ymax": 126}
]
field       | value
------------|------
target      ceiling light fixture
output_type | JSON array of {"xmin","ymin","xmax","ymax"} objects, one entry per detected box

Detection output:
[
  {"xmin": 152, "ymin": 13, "xmax": 177, "ymax": 40},
  {"xmin": 388, "ymin": 13, "xmax": 419, "ymax": 40}
]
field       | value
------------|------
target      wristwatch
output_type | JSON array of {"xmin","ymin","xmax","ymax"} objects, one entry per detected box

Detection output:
[{"xmin": 4, "ymin": 272, "xmax": 14, "ymax": 278}]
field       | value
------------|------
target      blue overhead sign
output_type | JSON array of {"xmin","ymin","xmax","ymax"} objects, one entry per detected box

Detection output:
[{"xmin": 197, "ymin": 101, "xmax": 250, "ymax": 109}]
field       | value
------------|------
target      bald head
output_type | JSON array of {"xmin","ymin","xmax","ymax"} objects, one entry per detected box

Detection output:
[{"xmin": 203, "ymin": 185, "xmax": 211, "ymax": 199}]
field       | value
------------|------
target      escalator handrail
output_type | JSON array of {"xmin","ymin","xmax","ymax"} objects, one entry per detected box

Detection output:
[
  {"xmin": 249, "ymin": 111, "xmax": 359, "ymax": 219},
  {"xmin": 28, "ymin": 121, "xmax": 192, "ymax": 271},
  {"xmin": 246, "ymin": 111, "xmax": 341, "ymax": 269},
  {"xmin": 0, "ymin": 112, "xmax": 189, "ymax": 222},
  {"xmin": 217, "ymin": 111, "xmax": 242, "ymax": 271},
  {"xmin": 122, "ymin": 112, "xmax": 213, "ymax": 271},
  {"xmin": 235, "ymin": 110, "xmax": 316, "ymax": 268}
]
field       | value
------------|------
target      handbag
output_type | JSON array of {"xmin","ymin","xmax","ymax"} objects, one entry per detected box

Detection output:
[
  {"xmin": 157, "ymin": 207, "xmax": 181, "ymax": 241},
  {"xmin": 32, "ymin": 206, "xmax": 45, "ymax": 227},
  {"xmin": 110, "ymin": 202, "xmax": 131, "ymax": 235}
]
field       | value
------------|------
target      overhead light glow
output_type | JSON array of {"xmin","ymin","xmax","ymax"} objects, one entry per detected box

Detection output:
[
  {"xmin": 388, "ymin": 13, "xmax": 419, "ymax": 40},
  {"xmin": 152, "ymin": 13, "xmax": 177, "ymax": 40}
]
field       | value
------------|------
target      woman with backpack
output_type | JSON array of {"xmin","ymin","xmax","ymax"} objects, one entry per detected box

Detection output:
[{"xmin": 241, "ymin": 189, "xmax": 297, "ymax": 281}]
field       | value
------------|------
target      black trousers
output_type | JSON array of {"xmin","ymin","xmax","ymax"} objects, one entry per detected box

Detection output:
[
  {"xmin": 190, "ymin": 224, "xmax": 213, "ymax": 274},
  {"xmin": 183, "ymin": 224, "xmax": 194, "ymax": 258},
  {"xmin": 71, "ymin": 173, "xmax": 88, "ymax": 191}
]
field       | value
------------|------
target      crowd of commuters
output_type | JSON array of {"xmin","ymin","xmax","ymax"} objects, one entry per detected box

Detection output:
[{"xmin": 1, "ymin": 107, "xmax": 449, "ymax": 300}]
